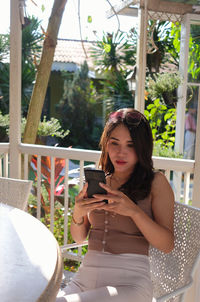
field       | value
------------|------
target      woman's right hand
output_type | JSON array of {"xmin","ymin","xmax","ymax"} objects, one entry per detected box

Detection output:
[{"xmin": 72, "ymin": 183, "xmax": 106, "ymax": 222}]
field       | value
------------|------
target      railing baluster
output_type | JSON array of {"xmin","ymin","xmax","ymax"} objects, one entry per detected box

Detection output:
[
  {"xmin": 173, "ymin": 171, "xmax": 182, "ymax": 202},
  {"xmin": 78, "ymin": 160, "xmax": 84, "ymax": 257},
  {"xmin": 37, "ymin": 155, "xmax": 41, "ymax": 219},
  {"xmin": 0, "ymin": 156, "xmax": 2, "ymax": 176},
  {"xmin": 183, "ymin": 172, "xmax": 191, "ymax": 205},
  {"xmin": 50, "ymin": 157, "xmax": 55, "ymax": 233},
  {"xmin": 24, "ymin": 153, "xmax": 28, "ymax": 180},
  {"xmin": 164, "ymin": 169, "xmax": 170, "ymax": 182},
  {"xmin": 3, "ymin": 153, "xmax": 8, "ymax": 177},
  {"xmin": 79, "ymin": 160, "xmax": 84, "ymax": 191},
  {"xmin": 64, "ymin": 159, "xmax": 69, "ymax": 245},
  {"xmin": 9, "ymin": 143, "xmax": 195, "ymax": 263}
]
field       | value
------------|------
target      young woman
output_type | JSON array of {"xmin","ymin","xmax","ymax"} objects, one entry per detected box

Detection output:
[{"xmin": 56, "ymin": 108, "xmax": 174, "ymax": 302}]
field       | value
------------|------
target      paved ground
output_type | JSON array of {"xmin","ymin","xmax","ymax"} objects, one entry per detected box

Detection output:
[{"xmin": 60, "ymin": 270, "xmax": 75, "ymax": 289}]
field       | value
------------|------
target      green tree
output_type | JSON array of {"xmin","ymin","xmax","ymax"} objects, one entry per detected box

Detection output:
[
  {"xmin": 21, "ymin": 16, "xmax": 43, "ymax": 115},
  {"xmin": 57, "ymin": 61, "xmax": 101, "ymax": 149},
  {"xmin": 91, "ymin": 31, "xmax": 135, "ymax": 114},
  {"xmin": 0, "ymin": 34, "xmax": 10, "ymax": 114},
  {"xmin": 0, "ymin": 60, "xmax": 9, "ymax": 114},
  {"xmin": 0, "ymin": 16, "xmax": 43, "ymax": 116},
  {"xmin": 0, "ymin": 34, "xmax": 9, "ymax": 62},
  {"xmin": 23, "ymin": 0, "xmax": 68, "ymax": 145}
]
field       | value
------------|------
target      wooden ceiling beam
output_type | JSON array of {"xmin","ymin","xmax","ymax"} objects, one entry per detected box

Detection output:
[
  {"xmin": 145, "ymin": 0, "xmax": 197, "ymax": 15},
  {"xmin": 106, "ymin": 0, "xmax": 138, "ymax": 18},
  {"xmin": 117, "ymin": 7, "xmax": 138, "ymax": 17},
  {"xmin": 107, "ymin": 0, "xmax": 200, "ymax": 18}
]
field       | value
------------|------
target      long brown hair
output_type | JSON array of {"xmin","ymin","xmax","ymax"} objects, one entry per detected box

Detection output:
[{"xmin": 99, "ymin": 108, "xmax": 154, "ymax": 203}]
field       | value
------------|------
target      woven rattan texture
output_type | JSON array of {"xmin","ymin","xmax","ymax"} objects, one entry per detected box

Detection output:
[
  {"xmin": 148, "ymin": 11, "xmax": 182, "ymax": 23},
  {"xmin": 150, "ymin": 202, "xmax": 200, "ymax": 301},
  {"xmin": 0, "ymin": 177, "xmax": 32, "ymax": 210}
]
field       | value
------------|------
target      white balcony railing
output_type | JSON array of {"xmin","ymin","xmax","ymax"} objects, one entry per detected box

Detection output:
[
  {"xmin": 0, "ymin": 143, "xmax": 9, "ymax": 178},
  {"xmin": 0, "ymin": 142, "xmax": 195, "ymax": 259}
]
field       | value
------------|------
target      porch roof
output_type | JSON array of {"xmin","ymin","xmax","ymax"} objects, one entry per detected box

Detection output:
[{"xmin": 107, "ymin": 0, "xmax": 200, "ymax": 19}]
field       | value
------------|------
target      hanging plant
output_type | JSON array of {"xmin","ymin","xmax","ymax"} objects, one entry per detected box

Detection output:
[{"xmin": 147, "ymin": 72, "xmax": 182, "ymax": 105}]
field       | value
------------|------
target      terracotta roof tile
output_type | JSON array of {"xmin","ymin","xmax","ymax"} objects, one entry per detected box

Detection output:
[{"xmin": 54, "ymin": 39, "xmax": 96, "ymax": 69}]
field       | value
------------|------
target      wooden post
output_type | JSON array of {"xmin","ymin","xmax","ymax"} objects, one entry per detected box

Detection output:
[
  {"xmin": 172, "ymin": 15, "xmax": 190, "ymax": 203},
  {"xmin": 135, "ymin": 2, "xmax": 148, "ymax": 113},
  {"xmin": 175, "ymin": 14, "xmax": 190, "ymax": 155},
  {"xmin": 9, "ymin": 0, "xmax": 22, "ymax": 178}
]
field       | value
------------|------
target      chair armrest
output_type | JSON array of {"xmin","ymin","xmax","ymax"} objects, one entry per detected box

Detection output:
[
  {"xmin": 61, "ymin": 241, "xmax": 88, "ymax": 253},
  {"xmin": 61, "ymin": 241, "xmax": 88, "ymax": 261}
]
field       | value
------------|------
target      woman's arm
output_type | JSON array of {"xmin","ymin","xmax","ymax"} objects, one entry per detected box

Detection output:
[
  {"xmin": 95, "ymin": 172, "xmax": 174, "ymax": 253},
  {"xmin": 70, "ymin": 212, "xmax": 90, "ymax": 244},
  {"xmin": 130, "ymin": 172, "xmax": 174, "ymax": 253},
  {"xmin": 70, "ymin": 183, "xmax": 106, "ymax": 244}
]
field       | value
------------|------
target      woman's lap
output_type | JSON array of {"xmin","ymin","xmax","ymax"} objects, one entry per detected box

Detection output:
[
  {"xmin": 56, "ymin": 250, "xmax": 153, "ymax": 302},
  {"xmin": 56, "ymin": 284, "xmax": 152, "ymax": 302}
]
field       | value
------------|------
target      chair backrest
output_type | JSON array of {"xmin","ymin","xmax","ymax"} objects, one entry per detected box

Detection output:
[
  {"xmin": 149, "ymin": 201, "xmax": 200, "ymax": 302},
  {"xmin": 0, "ymin": 177, "xmax": 32, "ymax": 210}
]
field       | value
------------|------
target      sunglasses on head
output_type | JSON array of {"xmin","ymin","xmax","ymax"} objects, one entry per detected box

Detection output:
[{"xmin": 108, "ymin": 110, "xmax": 146, "ymax": 127}]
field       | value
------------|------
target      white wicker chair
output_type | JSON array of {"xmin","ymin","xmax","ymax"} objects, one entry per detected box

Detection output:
[
  {"xmin": 150, "ymin": 201, "xmax": 200, "ymax": 302},
  {"xmin": 0, "ymin": 176, "xmax": 32, "ymax": 210},
  {"xmin": 61, "ymin": 202, "xmax": 200, "ymax": 302}
]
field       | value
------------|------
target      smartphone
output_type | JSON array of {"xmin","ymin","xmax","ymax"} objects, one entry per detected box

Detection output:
[{"xmin": 84, "ymin": 168, "xmax": 107, "ymax": 202}]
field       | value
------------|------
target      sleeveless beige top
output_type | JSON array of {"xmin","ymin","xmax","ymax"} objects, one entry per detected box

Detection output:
[{"xmin": 88, "ymin": 194, "xmax": 153, "ymax": 255}]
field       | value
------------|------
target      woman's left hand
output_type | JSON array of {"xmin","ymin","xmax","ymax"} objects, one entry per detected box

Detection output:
[{"xmin": 93, "ymin": 182, "xmax": 138, "ymax": 217}]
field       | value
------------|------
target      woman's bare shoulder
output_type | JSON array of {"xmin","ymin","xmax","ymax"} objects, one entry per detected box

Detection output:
[
  {"xmin": 152, "ymin": 170, "xmax": 169, "ymax": 184},
  {"xmin": 151, "ymin": 171, "xmax": 174, "ymax": 236},
  {"xmin": 151, "ymin": 170, "xmax": 174, "ymax": 198}
]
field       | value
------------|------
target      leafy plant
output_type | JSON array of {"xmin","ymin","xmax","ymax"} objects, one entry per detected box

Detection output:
[
  {"xmin": 28, "ymin": 182, "xmax": 79, "ymax": 244},
  {"xmin": 91, "ymin": 31, "xmax": 135, "ymax": 114},
  {"xmin": 28, "ymin": 184, "xmax": 82, "ymax": 271},
  {"xmin": 144, "ymin": 98, "xmax": 182, "ymax": 157},
  {"xmin": 21, "ymin": 15, "xmax": 43, "ymax": 64},
  {"xmin": 0, "ymin": 63, "xmax": 9, "ymax": 114},
  {"xmin": 91, "ymin": 31, "xmax": 136, "ymax": 74},
  {"xmin": 147, "ymin": 72, "xmax": 182, "ymax": 105},
  {"xmin": 153, "ymin": 141, "xmax": 182, "ymax": 158},
  {"xmin": 36, "ymin": 116, "xmax": 69, "ymax": 138},
  {"xmin": 0, "ymin": 111, "xmax": 9, "ymax": 141},
  {"xmin": 165, "ymin": 22, "xmax": 180, "ymax": 67},
  {"xmin": 0, "ymin": 34, "xmax": 9, "ymax": 62},
  {"xmin": 146, "ymin": 20, "xmax": 178, "ymax": 75},
  {"xmin": 0, "ymin": 111, "xmax": 9, "ymax": 128},
  {"xmin": 0, "ymin": 111, "xmax": 69, "ymax": 142},
  {"xmin": 168, "ymin": 22, "xmax": 200, "ymax": 82},
  {"xmin": 188, "ymin": 24, "xmax": 200, "ymax": 82},
  {"xmin": 0, "ymin": 16, "xmax": 43, "ymax": 116}
]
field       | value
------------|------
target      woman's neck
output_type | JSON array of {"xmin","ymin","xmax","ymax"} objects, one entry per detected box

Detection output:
[{"xmin": 111, "ymin": 172, "xmax": 131, "ymax": 187}]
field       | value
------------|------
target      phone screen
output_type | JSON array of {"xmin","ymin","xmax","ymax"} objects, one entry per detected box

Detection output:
[{"xmin": 84, "ymin": 169, "xmax": 107, "ymax": 202}]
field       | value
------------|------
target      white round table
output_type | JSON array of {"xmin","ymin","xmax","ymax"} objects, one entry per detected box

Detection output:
[{"xmin": 0, "ymin": 203, "xmax": 63, "ymax": 302}]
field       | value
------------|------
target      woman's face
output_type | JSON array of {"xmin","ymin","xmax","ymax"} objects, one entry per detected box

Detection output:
[{"xmin": 107, "ymin": 124, "xmax": 138, "ymax": 175}]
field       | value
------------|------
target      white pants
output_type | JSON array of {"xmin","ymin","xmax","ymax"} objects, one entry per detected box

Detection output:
[{"xmin": 56, "ymin": 250, "xmax": 153, "ymax": 302}]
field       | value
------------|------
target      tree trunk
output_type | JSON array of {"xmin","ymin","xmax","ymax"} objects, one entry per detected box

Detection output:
[{"xmin": 23, "ymin": 0, "xmax": 68, "ymax": 144}]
